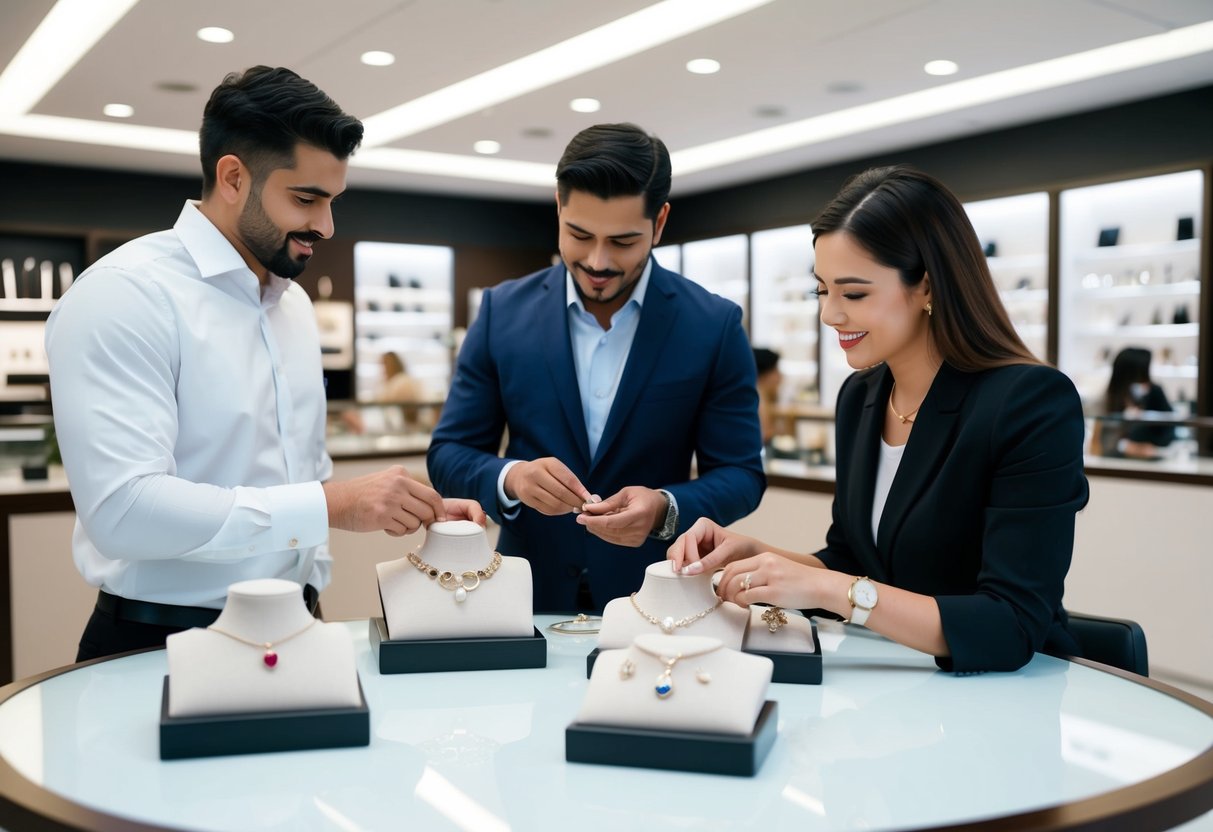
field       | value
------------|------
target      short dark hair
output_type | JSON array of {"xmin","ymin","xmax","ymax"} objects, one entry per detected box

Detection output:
[
  {"xmin": 813, "ymin": 165, "xmax": 1038, "ymax": 373},
  {"xmin": 556, "ymin": 123, "xmax": 671, "ymax": 220},
  {"xmin": 752, "ymin": 347, "xmax": 781, "ymax": 376},
  {"xmin": 199, "ymin": 66, "xmax": 363, "ymax": 196}
]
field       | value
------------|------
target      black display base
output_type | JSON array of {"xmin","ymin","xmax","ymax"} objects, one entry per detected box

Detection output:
[
  {"xmin": 369, "ymin": 617, "xmax": 547, "ymax": 674},
  {"xmin": 747, "ymin": 621, "xmax": 823, "ymax": 685},
  {"xmin": 566, "ymin": 700, "xmax": 778, "ymax": 776},
  {"xmin": 586, "ymin": 621, "xmax": 822, "ymax": 684},
  {"xmin": 159, "ymin": 677, "xmax": 370, "ymax": 760}
]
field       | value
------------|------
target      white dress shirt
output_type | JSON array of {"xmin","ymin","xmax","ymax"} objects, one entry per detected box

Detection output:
[{"xmin": 45, "ymin": 201, "xmax": 331, "ymax": 607}]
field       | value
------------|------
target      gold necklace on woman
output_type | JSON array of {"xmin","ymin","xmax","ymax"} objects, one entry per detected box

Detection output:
[
  {"xmin": 207, "ymin": 619, "xmax": 317, "ymax": 669},
  {"xmin": 888, "ymin": 382, "xmax": 923, "ymax": 424},
  {"xmin": 407, "ymin": 550, "xmax": 502, "ymax": 603}
]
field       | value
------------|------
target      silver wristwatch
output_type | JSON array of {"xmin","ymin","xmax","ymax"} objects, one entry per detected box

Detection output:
[{"xmin": 650, "ymin": 489, "xmax": 679, "ymax": 541}]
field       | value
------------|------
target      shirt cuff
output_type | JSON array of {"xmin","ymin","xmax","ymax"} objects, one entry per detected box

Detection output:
[
  {"xmin": 497, "ymin": 460, "xmax": 523, "ymax": 520},
  {"xmin": 267, "ymin": 481, "xmax": 329, "ymax": 553}
]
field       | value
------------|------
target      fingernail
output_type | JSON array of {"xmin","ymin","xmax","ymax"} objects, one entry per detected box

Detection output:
[
  {"xmin": 683, "ymin": 562, "xmax": 703, "ymax": 575},
  {"xmin": 589, "ymin": 494, "xmax": 602, "ymax": 503}
]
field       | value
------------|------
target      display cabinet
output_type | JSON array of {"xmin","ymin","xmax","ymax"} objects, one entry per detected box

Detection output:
[
  {"xmin": 1059, "ymin": 170, "xmax": 1203, "ymax": 409},
  {"xmin": 749, "ymin": 225, "xmax": 818, "ymax": 403},
  {"xmin": 964, "ymin": 192, "xmax": 1050, "ymax": 361},
  {"xmin": 352, "ymin": 241, "xmax": 454, "ymax": 402},
  {"xmin": 680, "ymin": 234, "xmax": 749, "ymax": 330}
]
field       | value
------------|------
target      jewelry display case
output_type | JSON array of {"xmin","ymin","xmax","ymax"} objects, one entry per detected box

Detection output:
[
  {"xmin": 353, "ymin": 241, "xmax": 454, "ymax": 402},
  {"xmin": 1059, "ymin": 169, "xmax": 1203, "ymax": 409},
  {"xmin": 749, "ymin": 224, "xmax": 819, "ymax": 404},
  {"xmin": 964, "ymin": 192, "xmax": 1050, "ymax": 361},
  {"xmin": 680, "ymin": 234, "xmax": 749, "ymax": 331}
]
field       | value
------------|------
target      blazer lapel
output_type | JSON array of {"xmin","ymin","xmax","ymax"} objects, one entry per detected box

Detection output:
[
  {"xmin": 847, "ymin": 366, "xmax": 888, "ymax": 565},
  {"xmin": 875, "ymin": 363, "xmax": 973, "ymax": 569},
  {"xmin": 540, "ymin": 268, "xmax": 591, "ymax": 468},
  {"xmin": 590, "ymin": 263, "xmax": 678, "ymax": 472}
]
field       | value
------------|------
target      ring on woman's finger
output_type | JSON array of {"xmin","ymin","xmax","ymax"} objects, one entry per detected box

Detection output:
[{"xmin": 742, "ymin": 572, "xmax": 752, "ymax": 592}]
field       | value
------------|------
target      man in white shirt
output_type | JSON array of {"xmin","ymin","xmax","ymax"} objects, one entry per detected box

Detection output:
[{"xmin": 46, "ymin": 66, "xmax": 482, "ymax": 661}]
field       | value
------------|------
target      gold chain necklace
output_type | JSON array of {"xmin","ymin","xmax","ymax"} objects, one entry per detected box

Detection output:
[
  {"xmin": 888, "ymin": 382, "xmax": 922, "ymax": 424},
  {"xmin": 629, "ymin": 592, "xmax": 722, "ymax": 634},
  {"xmin": 407, "ymin": 550, "xmax": 502, "ymax": 603},
  {"xmin": 620, "ymin": 640, "xmax": 721, "ymax": 699},
  {"xmin": 208, "ymin": 618, "xmax": 317, "ymax": 669}
]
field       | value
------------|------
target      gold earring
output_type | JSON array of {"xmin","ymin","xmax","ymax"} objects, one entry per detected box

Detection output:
[{"xmin": 925, "ymin": 302, "xmax": 933, "ymax": 317}]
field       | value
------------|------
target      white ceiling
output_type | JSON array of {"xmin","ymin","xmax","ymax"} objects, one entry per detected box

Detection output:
[{"xmin": 1, "ymin": 0, "xmax": 1212, "ymax": 202}]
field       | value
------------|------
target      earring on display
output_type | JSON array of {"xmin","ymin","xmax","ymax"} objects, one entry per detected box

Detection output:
[{"xmin": 925, "ymin": 302, "xmax": 933, "ymax": 317}]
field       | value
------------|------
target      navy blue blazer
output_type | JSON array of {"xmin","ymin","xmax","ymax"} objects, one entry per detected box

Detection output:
[
  {"xmin": 816, "ymin": 362, "xmax": 1089, "ymax": 673},
  {"xmin": 428, "ymin": 260, "xmax": 766, "ymax": 611}
]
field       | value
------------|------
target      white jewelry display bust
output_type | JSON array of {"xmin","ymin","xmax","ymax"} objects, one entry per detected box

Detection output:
[
  {"xmin": 577, "ymin": 635, "xmax": 773, "ymax": 735},
  {"xmin": 165, "ymin": 579, "xmax": 361, "ymax": 718},
  {"xmin": 741, "ymin": 606, "xmax": 818, "ymax": 654},
  {"xmin": 377, "ymin": 520, "xmax": 533, "ymax": 640},
  {"xmin": 598, "ymin": 560, "xmax": 748, "ymax": 650}
]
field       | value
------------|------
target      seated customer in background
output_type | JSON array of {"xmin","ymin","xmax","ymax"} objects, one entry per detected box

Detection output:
[
  {"xmin": 1090, "ymin": 346, "xmax": 1175, "ymax": 460},
  {"xmin": 752, "ymin": 347, "xmax": 782, "ymax": 446},
  {"xmin": 669, "ymin": 165, "xmax": 1089, "ymax": 674}
]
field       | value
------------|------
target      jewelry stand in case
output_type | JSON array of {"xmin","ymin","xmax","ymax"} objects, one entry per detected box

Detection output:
[
  {"xmin": 160, "ymin": 579, "xmax": 369, "ymax": 759},
  {"xmin": 372, "ymin": 521, "xmax": 546, "ymax": 673}
]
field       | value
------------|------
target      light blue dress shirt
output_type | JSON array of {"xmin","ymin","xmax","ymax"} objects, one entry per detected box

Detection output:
[
  {"xmin": 497, "ymin": 260, "xmax": 656, "ymax": 511},
  {"xmin": 45, "ymin": 201, "xmax": 331, "ymax": 606}
]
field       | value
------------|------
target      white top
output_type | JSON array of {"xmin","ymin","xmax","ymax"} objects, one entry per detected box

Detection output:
[
  {"xmin": 44, "ymin": 201, "xmax": 331, "ymax": 607},
  {"xmin": 871, "ymin": 438, "xmax": 906, "ymax": 544}
]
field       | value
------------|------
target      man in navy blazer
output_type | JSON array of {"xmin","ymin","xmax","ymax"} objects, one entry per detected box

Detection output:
[{"xmin": 428, "ymin": 123, "xmax": 765, "ymax": 612}]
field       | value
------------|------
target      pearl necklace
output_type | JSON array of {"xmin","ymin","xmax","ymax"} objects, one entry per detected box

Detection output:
[
  {"xmin": 407, "ymin": 550, "xmax": 502, "ymax": 603},
  {"xmin": 629, "ymin": 592, "xmax": 722, "ymax": 634},
  {"xmin": 207, "ymin": 618, "xmax": 317, "ymax": 669}
]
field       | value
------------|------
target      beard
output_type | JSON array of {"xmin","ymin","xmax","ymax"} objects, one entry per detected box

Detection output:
[
  {"xmin": 566, "ymin": 247, "xmax": 651, "ymax": 307},
  {"xmin": 237, "ymin": 191, "xmax": 318, "ymax": 279}
]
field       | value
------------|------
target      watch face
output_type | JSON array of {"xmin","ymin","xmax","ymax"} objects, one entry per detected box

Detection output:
[{"xmin": 853, "ymin": 580, "xmax": 878, "ymax": 609}]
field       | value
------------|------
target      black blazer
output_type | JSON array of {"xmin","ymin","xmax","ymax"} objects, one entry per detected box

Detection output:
[{"xmin": 816, "ymin": 362, "xmax": 1089, "ymax": 672}]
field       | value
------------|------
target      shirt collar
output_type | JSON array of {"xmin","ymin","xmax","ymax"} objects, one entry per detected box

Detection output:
[
  {"xmin": 174, "ymin": 200, "xmax": 291, "ymax": 304},
  {"xmin": 566, "ymin": 256, "xmax": 653, "ymax": 318}
]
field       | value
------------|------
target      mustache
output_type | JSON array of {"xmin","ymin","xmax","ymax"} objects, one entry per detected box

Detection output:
[{"xmin": 576, "ymin": 264, "xmax": 623, "ymax": 279}]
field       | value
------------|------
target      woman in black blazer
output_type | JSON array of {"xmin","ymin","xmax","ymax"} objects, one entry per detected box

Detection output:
[{"xmin": 669, "ymin": 166, "xmax": 1089, "ymax": 673}]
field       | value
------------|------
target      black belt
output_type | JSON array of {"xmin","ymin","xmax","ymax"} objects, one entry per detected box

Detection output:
[{"xmin": 96, "ymin": 584, "xmax": 320, "ymax": 630}]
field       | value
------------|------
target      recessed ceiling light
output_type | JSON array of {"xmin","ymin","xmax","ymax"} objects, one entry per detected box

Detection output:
[
  {"xmin": 924, "ymin": 59, "xmax": 959, "ymax": 76},
  {"xmin": 360, "ymin": 50, "xmax": 395, "ymax": 67},
  {"xmin": 686, "ymin": 58, "xmax": 720, "ymax": 74},
  {"xmin": 570, "ymin": 97, "xmax": 601, "ymax": 113},
  {"xmin": 196, "ymin": 27, "xmax": 234, "ymax": 44},
  {"xmin": 360, "ymin": 0, "xmax": 773, "ymax": 145},
  {"xmin": 102, "ymin": 103, "xmax": 133, "ymax": 118},
  {"xmin": 473, "ymin": 140, "xmax": 501, "ymax": 155}
]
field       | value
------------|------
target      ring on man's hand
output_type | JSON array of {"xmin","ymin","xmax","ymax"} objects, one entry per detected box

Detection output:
[{"xmin": 742, "ymin": 572, "xmax": 752, "ymax": 592}]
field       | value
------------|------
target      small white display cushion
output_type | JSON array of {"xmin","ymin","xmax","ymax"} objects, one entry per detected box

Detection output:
[
  {"xmin": 742, "ymin": 606, "xmax": 818, "ymax": 654},
  {"xmin": 377, "ymin": 555, "xmax": 534, "ymax": 640},
  {"xmin": 597, "ymin": 595, "xmax": 748, "ymax": 651},
  {"xmin": 165, "ymin": 622, "xmax": 362, "ymax": 718},
  {"xmin": 577, "ymin": 635, "xmax": 773, "ymax": 736}
]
